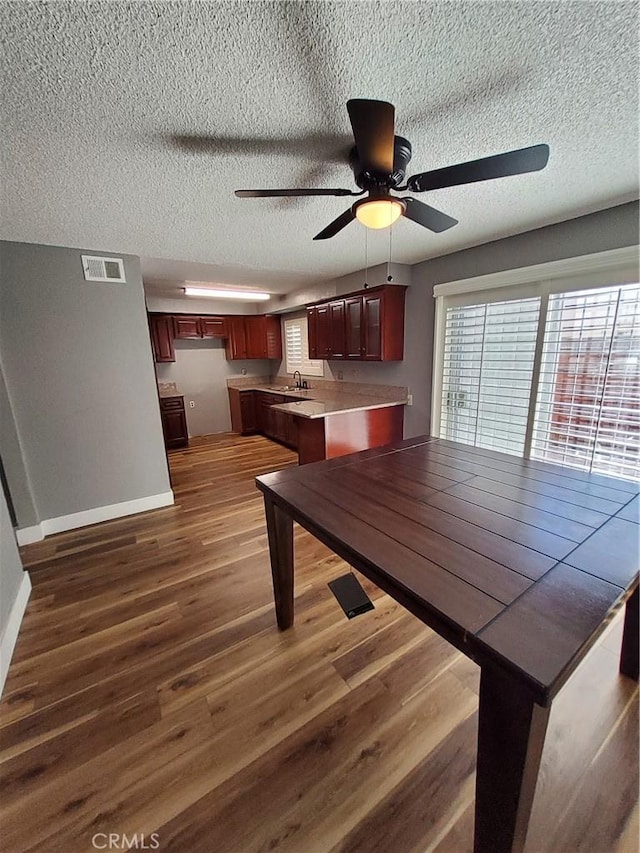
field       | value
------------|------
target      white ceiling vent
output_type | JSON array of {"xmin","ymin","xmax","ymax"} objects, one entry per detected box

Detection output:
[{"xmin": 81, "ymin": 255, "xmax": 126, "ymax": 283}]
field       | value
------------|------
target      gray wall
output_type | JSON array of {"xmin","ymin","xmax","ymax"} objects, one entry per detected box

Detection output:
[
  {"xmin": 0, "ymin": 241, "xmax": 171, "ymax": 524},
  {"xmin": 0, "ymin": 484, "xmax": 26, "ymax": 653},
  {"xmin": 145, "ymin": 294, "xmax": 260, "ymax": 315},
  {"xmin": 155, "ymin": 340, "xmax": 272, "ymax": 436},
  {"xmin": 412, "ymin": 200, "xmax": 640, "ymax": 288},
  {"xmin": 0, "ymin": 360, "xmax": 38, "ymax": 527}
]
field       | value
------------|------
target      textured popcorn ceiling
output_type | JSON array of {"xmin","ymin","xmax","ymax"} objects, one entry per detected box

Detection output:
[{"xmin": 1, "ymin": 1, "xmax": 638, "ymax": 294}]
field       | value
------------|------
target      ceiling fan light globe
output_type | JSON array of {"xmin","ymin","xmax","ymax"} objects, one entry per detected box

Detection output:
[{"xmin": 354, "ymin": 198, "xmax": 404, "ymax": 229}]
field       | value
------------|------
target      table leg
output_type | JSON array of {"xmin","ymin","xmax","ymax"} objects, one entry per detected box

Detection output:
[
  {"xmin": 620, "ymin": 585, "xmax": 639, "ymax": 680},
  {"xmin": 263, "ymin": 496, "xmax": 294, "ymax": 630},
  {"xmin": 474, "ymin": 665, "xmax": 550, "ymax": 853}
]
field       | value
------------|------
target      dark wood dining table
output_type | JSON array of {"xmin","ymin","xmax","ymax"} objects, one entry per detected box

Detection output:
[{"xmin": 256, "ymin": 436, "xmax": 639, "ymax": 853}]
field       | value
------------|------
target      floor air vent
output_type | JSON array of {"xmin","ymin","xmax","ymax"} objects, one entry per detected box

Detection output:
[{"xmin": 328, "ymin": 573, "xmax": 374, "ymax": 619}]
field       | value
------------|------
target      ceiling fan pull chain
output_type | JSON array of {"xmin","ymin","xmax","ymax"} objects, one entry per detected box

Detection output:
[
  {"xmin": 364, "ymin": 227, "xmax": 369, "ymax": 288},
  {"xmin": 387, "ymin": 221, "xmax": 393, "ymax": 282}
]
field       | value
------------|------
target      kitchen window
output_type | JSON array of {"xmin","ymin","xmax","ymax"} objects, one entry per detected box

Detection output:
[
  {"xmin": 284, "ymin": 317, "xmax": 324, "ymax": 377},
  {"xmin": 432, "ymin": 247, "xmax": 640, "ymax": 481}
]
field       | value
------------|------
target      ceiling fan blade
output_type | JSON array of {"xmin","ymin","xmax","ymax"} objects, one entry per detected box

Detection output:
[
  {"xmin": 235, "ymin": 188, "xmax": 357, "ymax": 198},
  {"xmin": 346, "ymin": 99, "xmax": 395, "ymax": 175},
  {"xmin": 407, "ymin": 144, "xmax": 550, "ymax": 192},
  {"xmin": 313, "ymin": 208, "xmax": 356, "ymax": 240},
  {"xmin": 401, "ymin": 197, "xmax": 458, "ymax": 233}
]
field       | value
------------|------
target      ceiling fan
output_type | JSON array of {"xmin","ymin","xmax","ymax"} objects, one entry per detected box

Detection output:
[{"xmin": 235, "ymin": 99, "xmax": 550, "ymax": 241}]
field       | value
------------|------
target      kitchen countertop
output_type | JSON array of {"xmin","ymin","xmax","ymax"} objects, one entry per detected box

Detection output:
[{"xmin": 236, "ymin": 385, "xmax": 408, "ymax": 420}]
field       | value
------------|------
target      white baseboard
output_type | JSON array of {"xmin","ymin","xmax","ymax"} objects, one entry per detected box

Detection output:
[
  {"xmin": 15, "ymin": 524, "xmax": 44, "ymax": 546},
  {"xmin": 15, "ymin": 491, "xmax": 174, "ymax": 544},
  {"xmin": 40, "ymin": 491, "xmax": 175, "ymax": 536},
  {"xmin": 0, "ymin": 572, "xmax": 31, "ymax": 698}
]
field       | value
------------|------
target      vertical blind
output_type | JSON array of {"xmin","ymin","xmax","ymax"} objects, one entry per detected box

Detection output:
[
  {"xmin": 284, "ymin": 317, "xmax": 324, "ymax": 377},
  {"xmin": 438, "ymin": 282, "xmax": 640, "ymax": 481}
]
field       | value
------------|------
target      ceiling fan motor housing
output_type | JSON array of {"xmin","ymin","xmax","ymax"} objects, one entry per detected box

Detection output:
[{"xmin": 349, "ymin": 136, "xmax": 412, "ymax": 189}]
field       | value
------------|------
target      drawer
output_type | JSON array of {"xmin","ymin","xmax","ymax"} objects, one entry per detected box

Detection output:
[{"xmin": 160, "ymin": 397, "xmax": 184, "ymax": 410}]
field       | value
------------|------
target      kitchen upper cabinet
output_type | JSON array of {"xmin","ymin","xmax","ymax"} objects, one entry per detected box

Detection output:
[
  {"xmin": 307, "ymin": 306, "xmax": 318, "ymax": 359},
  {"xmin": 173, "ymin": 315, "xmax": 226, "ymax": 339},
  {"xmin": 345, "ymin": 296, "xmax": 363, "ymax": 359},
  {"xmin": 363, "ymin": 292, "xmax": 382, "ymax": 360},
  {"xmin": 227, "ymin": 316, "xmax": 283, "ymax": 360},
  {"xmin": 225, "ymin": 316, "xmax": 249, "ymax": 360},
  {"xmin": 314, "ymin": 304, "xmax": 331, "ymax": 359},
  {"xmin": 172, "ymin": 315, "xmax": 202, "ymax": 339},
  {"xmin": 264, "ymin": 316, "xmax": 282, "ymax": 360},
  {"xmin": 329, "ymin": 301, "xmax": 346, "ymax": 358},
  {"xmin": 149, "ymin": 312, "xmax": 281, "ymax": 361},
  {"xmin": 200, "ymin": 316, "xmax": 226, "ymax": 338},
  {"xmin": 245, "ymin": 318, "xmax": 265, "ymax": 358},
  {"xmin": 149, "ymin": 314, "xmax": 175, "ymax": 363},
  {"xmin": 306, "ymin": 285, "xmax": 406, "ymax": 362}
]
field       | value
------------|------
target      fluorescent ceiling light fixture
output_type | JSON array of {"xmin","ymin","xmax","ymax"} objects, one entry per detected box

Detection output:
[
  {"xmin": 354, "ymin": 197, "xmax": 404, "ymax": 229},
  {"xmin": 183, "ymin": 286, "xmax": 271, "ymax": 301}
]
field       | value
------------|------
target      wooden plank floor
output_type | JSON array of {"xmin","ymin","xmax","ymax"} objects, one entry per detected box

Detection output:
[{"xmin": 1, "ymin": 433, "xmax": 637, "ymax": 853}]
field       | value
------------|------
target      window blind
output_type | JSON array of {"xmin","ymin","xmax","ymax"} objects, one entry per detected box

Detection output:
[
  {"xmin": 440, "ymin": 298, "xmax": 540, "ymax": 455},
  {"xmin": 435, "ymin": 277, "xmax": 640, "ymax": 482},
  {"xmin": 531, "ymin": 284, "xmax": 640, "ymax": 480},
  {"xmin": 284, "ymin": 317, "xmax": 324, "ymax": 377}
]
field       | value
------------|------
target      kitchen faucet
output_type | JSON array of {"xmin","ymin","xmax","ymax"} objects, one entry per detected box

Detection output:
[{"xmin": 293, "ymin": 370, "xmax": 302, "ymax": 389}]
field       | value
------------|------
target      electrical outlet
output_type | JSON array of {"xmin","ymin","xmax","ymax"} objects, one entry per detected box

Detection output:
[
  {"xmin": 337, "ymin": 371, "xmax": 344, "ymax": 380},
  {"xmin": 407, "ymin": 394, "xmax": 413, "ymax": 406},
  {"xmin": 189, "ymin": 400, "xmax": 195, "ymax": 408}
]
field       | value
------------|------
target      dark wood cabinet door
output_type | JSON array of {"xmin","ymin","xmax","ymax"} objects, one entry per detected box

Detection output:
[
  {"xmin": 363, "ymin": 294, "xmax": 382, "ymax": 360},
  {"xmin": 315, "ymin": 305, "xmax": 331, "ymax": 359},
  {"xmin": 345, "ymin": 296, "xmax": 364, "ymax": 359},
  {"xmin": 229, "ymin": 389, "xmax": 257, "ymax": 434},
  {"xmin": 239, "ymin": 391, "xmax": 256, "ymax": 432},
  {"xmin": 305, "ymin": 285, "xmax": 406, "ymax": 362},
  {"xmin": 245, "ymin": 316, "xmax": 268, "ymax": 359},
  {"xmin": 265, "ymin": 316, "xmax": 282, "ymax": 360},
  {"xmin": 272, "ymin": 409, "xmax": 288, "ymax": 443},
  {"xmin": 256, "ymin": 392, "xmax": 273, "ymax": 435},
  {"xmin": 149, "ymin": 314, "xmax": 175, "ymax": 363},
  {"xmin": 200, "ymin": 316, "xmax": 226, "ymax": 338},
  {"xmin": 172, "ymin": 315, "xmax": 202, "ymax": 339},
  {"xmin": 160, "ymin": 397, "xmax": 188, "ymax": 448},
  {"xmin": 226, "ymin": 317, "xmax": 248, "ymax": 359},
  {"xmin": 307, "ymin": 307, "xmax": 318, "ymax": 359},
  {"xmin": 285, "ymin": 413, "xmax": 298, "ymax": 449},
  {"xmin": 329, "ymin": 300, "xmax": 346, "ymax": 359}
]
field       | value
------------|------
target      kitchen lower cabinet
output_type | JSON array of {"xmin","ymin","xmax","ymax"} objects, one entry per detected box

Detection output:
[
  {"xmin": 160, "ymin": 396, "xmax": 188, "ymax": 449},
  {"xmin": 297, "ymin": 405, "xmax": 404, "ymax": 465},
  {"xmin": 231, "ymin": 390, "xmax": 299, "ymax": 448},
  {"xmin": 229, "ymin": 388, "xmax": 257, "ymax": 434}
]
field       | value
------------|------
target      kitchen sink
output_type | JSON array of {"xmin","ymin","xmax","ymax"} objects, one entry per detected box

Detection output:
[{"xmin": 269, "ymin": 385, "xmax": 296, "ymax": 391}]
